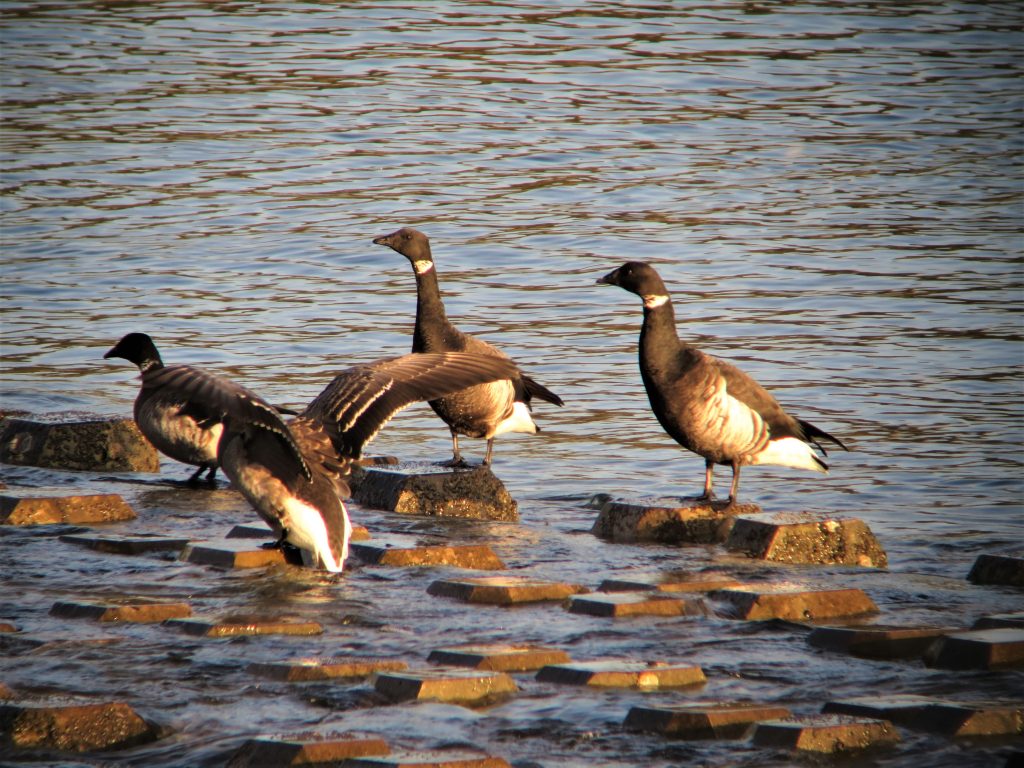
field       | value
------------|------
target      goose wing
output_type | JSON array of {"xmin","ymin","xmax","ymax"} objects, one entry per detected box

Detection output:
[{"xmin": 302, "ymin": 352, "xmax": 518, "ymax": 457}]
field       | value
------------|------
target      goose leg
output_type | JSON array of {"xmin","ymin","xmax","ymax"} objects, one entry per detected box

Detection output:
[
  {"xmin": 440, "ymin": 431, "xmax": 470, "ymax": 468},
  {"xmin": 186, "ymin": 465, "xmax": 207, "ymax": 485},
  {"xmin": 696, "ymin": 459, "xmax": 715, "ymax": 501},
  {"xmin": 203, "ymin": 465, "xmax": 218, "ymax": 483},
  {"xmin": 727, "ymin": 460, "xmax": 742, "ymax": 504},
  {"xmin": 483, "ymin": 438, "xmax": 494, "ymax": 466}
]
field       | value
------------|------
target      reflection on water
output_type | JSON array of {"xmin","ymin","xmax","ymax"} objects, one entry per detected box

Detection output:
[{"xmin": 1, "ymin": 2, "xmax": 1021, "ymax": 766}]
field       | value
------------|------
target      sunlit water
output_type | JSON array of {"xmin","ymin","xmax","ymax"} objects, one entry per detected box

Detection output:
[{"xmin": 1, "ymin": 2, "xmax": 1022, "ymax": 766}]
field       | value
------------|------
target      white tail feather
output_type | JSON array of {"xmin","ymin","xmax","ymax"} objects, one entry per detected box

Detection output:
[
  {"xmin": 491, "ymin": 400, "xmax": 538, "ymax": 438},
  {"xmin": 750, "ymin": 437, "xmax": 828, "ymax": 473}
]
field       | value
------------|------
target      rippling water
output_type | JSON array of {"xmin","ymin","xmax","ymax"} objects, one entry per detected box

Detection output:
[{"xmin": 1, "ymin": 2, "xmax": 1022, "ymax": 766}]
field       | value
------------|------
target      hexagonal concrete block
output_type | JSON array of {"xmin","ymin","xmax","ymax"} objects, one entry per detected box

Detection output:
[
  {"xmin": 373, "ymin": 668, "xmax": 517, "ymax": 705},
  {"xmin": 807, "ymin": 625, "xmax": 952, "ymax": 659},
  {"xmin": 227, "ymin": 522, "xmax": 370, "ymax": 542},
  {"xmin": 427, "ymin": 576, "xmax": 586, "ymax": 606},
  {"xmin": 164, "ymin": 617, "xmax": 322, "ymax": 638},
  {"xmin": 589, "ymin": 496, "xmax": 755, "ymax": 544},
  {"xmin": 565, "ymin": 592, "xmax": 707, "ymax": 618},
  {"xmin": 50, "ymin": 600, "xmax": 191, "ymax": 623},
  {"xmin": 598, "ymin": 570, "xmax": 740, "ymax": 594},
  {"xmin": 59, "ymin": 533, "xmax": 190, "ymax": 555},
  {"xmin": 247, "ymin": 657, "xmax": 408, "ymax": 682},
  {"xmin": 726, "ymin": 513, "xmax": 887, "ymax": 568},
  {"xmin": 967, "ymin": 553, "xmax": 1024, "ymax": 587},
  {"xmin": 351, "ymin": 537, "xmax": 504, "ymax": 570},
  {"xmin": 923, "ymin": 628, "xmax": 1024, "ymax": 670},
  {"xmin": 427, "ymin": 644, "xmax": 571, "ymax": 672},
  {"xmin": 180, "ymin": 540, "xmax": 289, "ymax": 569},
  {"xmin": 973, "ymin": 612, "xmax": 1024, "ymax": 630},
  {"xmin": 536, "ymin": 660, "xmax": 705, "ymax": 689},
  {"xmin": 823, "ymin": 696, "xmax": 1023, "ymax": 738},
  {"xmin": 227, "ymin": 736, "xmax": 390, "ymax": 767},
  {"xmin": 712, "ymin": 586, "xmax": 878, "ymax": 621},
  {"xmin": 625, "ymin": 703, "xmax": 792, "ymax": 739},
  {"xmin": 0, "ymin": 417, "xmax": 159, "ymax": 473},
  {"xmin": 753, "ymin": 714, "xmax": 900, "ymax": 753},
  {"xmin": 1, "ymin": 494, "xmax": 136, "ymax": 526},
  {"xmin": 0, "ymin": 701, "xmax": 160, "ymax": 752}
]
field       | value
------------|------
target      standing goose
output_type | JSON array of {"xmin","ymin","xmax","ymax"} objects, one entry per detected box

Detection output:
[
  {"xmin": 597, "ymin": 261, "xmax": 847, "ymax": 503},
  {"xmin": 372, "ymin": 226, "xmax": 563, "ymax": 466},
  {"xmin": 104, "ymin": 333, "xmax": 223, "ymax": 484},
  {"xmin": 107, "ymin": 338, "xmax": 516, "ymax": 572}
]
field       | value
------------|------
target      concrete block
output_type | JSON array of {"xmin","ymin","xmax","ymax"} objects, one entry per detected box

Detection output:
[
  {"xmin": 227, "ymin": 522, "xmax": 370, "ymax": 542},
  {"xmin": 427, "ymin": 576, "xmax": 586, "ymax": 605},
  {"xmin": 351, "ymin": 537, "xmax": 504, "ymax": 570},
  {"xmin": 973, "ymin": 612, "xmax": 1024, "ymax": 630},
  {"xmin": 726, "ymin": 513, "xmax": 887, "ymax": 568},
  {"xmin": 345, "ymin": 751, "xmax": 510, "ymax": 768},
  {"xmin": 351, "ymin": 462, "xmax": 517, "ymax": 521},
  {"xmin": 823, "ymin": 696, "xmax": 1023, "ymax": 738},
  {"xmin": 923, "ymin": 628, "xmax": 1024, "ymax": 670},
  {"xmin": 536, "ymin": 660, "xmax": 705, "ymax": 689},
  {"xmin": 0, "ymin": 417, "xmax": 159, "ymax": 473},
  {"xmin": 164, "ymin": 618, "xmax": 322, "ymax": 638},
  {"xmin": 589, "ymin": 496, "xmax": 754, "ymax": 544},
  {"xmin": 180, "ymin": 540, "xmax": 287, "ymax": 569},
  {"xmin": 0, "ymin": 623, "xmax": 16, "ymax": 633},
  {"xmin": 0, "ymin": 701, "xmax": 159, "ymax": 752},
  {"xmin": 427, "ymin": 644, "xmax": 571, "ymax": 672},
  {"xmin": 0, "ymin": 493, "xmax": 136, "ymax": 526},
  {"xmin": 753, "ymin": 714, "xmax": 900, "ymax": 753},
  {"xmin": 60, "ymin": 532, "xmax": 189, "ymax": 555},
  {"xmin": 807, "ymin": 625, "xmax": 951, "ymax": 659},
  {"xmin": 968, "ymin": 553, "xmax": 1024, "ymax": 587},
  {"xmin": 598, "ymin": 570, "xmax": 740, "ymax": 593},
  {"xmin": 248, "ymin": 657, "xmax": 407, "ymax": 682},
  {"xmin": 227, "ymin": 736, "xmax": 389, "ymax": 767},
  {"xmin": 625, "ymin": 703, "xmax": 792, "ymax": 739},
  {"xmin": 50, "ymin": 600, "xmax": 191, "ymax": 623},
  {"xmin": 373, "ymin": 668, "xmax": 517, "ymax": 705},
  {"xmin": 712, "ymin": 586, "xmax": 878, "ymax": 621},
  {"xmin": 565, "ymin": 592, "xmax": 707, "ymax": 618}
]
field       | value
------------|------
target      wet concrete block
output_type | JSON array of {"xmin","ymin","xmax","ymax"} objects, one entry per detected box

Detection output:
[
  {"xmin": 427, "ymin": 644, "xmax": 571, "ymax": 672},
  {"xmin": 807, "ymin": 625, "xmax": 951, "ymax": 659},
  {"xmin": 164, "ymin": 618, "xmax": 322, "ymax": 638},
  {"xmin": 823, "ymin": 696, "xmax": 1024, "ymax": 738},
  {"xmin": 248, "ymin": 657, "xmax": 408, "ymax": 682},
  {"xmin": 373, "ymin": 668, "xmax": 517, "ymax": 705},
  {"xmin": 351, "ymin": 538, "xmax": 504, "ymax": 570},
  {"xmin": 712, "ymin": 586, "xmax": 878, "ymax": 621},
  {"xmin": 923, "ymin": 628, "xmax": 1024, "ymax": 670},
  {"xmin": 0, "ymin": 417, "xmax": 159, "ymax": 473},
  {"xmin": 345, "ymin": 750, "xmax": 510, "ymax": 768},
  {"xmin": 60, "ymin": 532, "xmax": 190, "ymax": 555},
  {"xmin": 726, "ymin": 513, "xmax": 887, "ymax": 568},
  {"xmin": 625, "ymin": 703, "xmax": 792, "ymax": 739},
  {"xmin": 181, "ymin": 540, "xmax": 287, "ymax": 569},
  {"xmin": 352, "ymin": 462, "xmax": 517, "ymax": 521},
  {"xmin": 598, "ymin": 570, "xmax": 740, "ymax": 593},
  {"xmin": 0, "ymin": 493, "xmax": 136, "ymax": 526},
  {"xmin": 427, "ymin": 576, "xmax": 587, "ymax": 605},
  {"xmin": 0, "ymin": 701, "xmax": 160, "ymax": 752},
  {"xmin": 51, "ymin": 600, "xmax": 191, "ymax": 623},
  {"xmin": 967, "ymin": 553, "xmax": 1024, "ymax": 587},
  {"xmin": 752, "ymin": 714, "xmax": 900, "ymax": 753},
  {"xmin": 227, "ymin": 522, "xmax": 370, "ymax": 542},
  {"xmin": 227, "ymin": 736, "xmax": 390, "ymax": 767},
  {"xmin": 589, "ymin": 496, "xmax": 755, "ymax": 544},
  {"xmin": 974, "ymin": 612, "xmax": 1024, "ymax": 630},
  {"xmin": 565, "ymin": 592, "xmax": 707, "ymax": 618},
  {"xmin": 0, "ymin": 622, "xmax": 17, "ymax": 633},
  {"xmin": 536, "ymin": 660, "xmax": 705, "ymax": 689}
]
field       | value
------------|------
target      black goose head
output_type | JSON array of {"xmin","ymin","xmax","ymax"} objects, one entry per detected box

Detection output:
[
  {"xmin": 597, "ymin": 261, "xmax": 669, "ymax": 299},
  {"xmin": 372, "ymin": 227, "xmax": 433, "ymax": 265},
  {"xmin": 104, "ymin": 332, "xmax": 163, "ymax": 372}
]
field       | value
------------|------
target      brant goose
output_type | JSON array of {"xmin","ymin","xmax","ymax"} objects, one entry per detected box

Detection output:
[
  {"xmin": 108, "ymin": 337, "xmax": 516, "ymax": 571},
  {"xmin": 104, "ymin": 333, "xmax": 224, "ymax": 484},
  {"xmin": 597, "ymin": 262, "xmax": 847, "ymax": 503},
  {"xmin": 372, "ymin": 227, "xmax": 563, "ymax": 466}
]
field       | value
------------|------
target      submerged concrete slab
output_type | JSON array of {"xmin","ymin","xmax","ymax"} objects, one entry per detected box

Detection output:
[
  {"xmin": 598, "ymin": 570, "xmax": 741, "ymax": 594},
  {"xmin": 51, "ymin": 600, "xmax": 191, "ymax": 623},
  {"xmin": 227, "ymin": 736, "xmax": 390, "ymax": 767},
  {"xmin": 227, "ymin": 522, "xmax": 370, "ymax": 542},
  {"xmin": 373, "ymin": 668, "xmax": 517, "ymax": 705},
  {"xmin": 807, "ymin": 625, "xmax": 951, "ymax": 659},
  {"xmin": 248, "ymin": 657, "xmax": 407, "ymax": 682},
  {"xmin": 60, "ymin": 532, "xmax": 189, "ymax": 555},
  {"xmin": 589, "ymin": 496, "xmax": 754, "ymax": 544},
  {"xmin": 973, "ymin": 612, "xmax": 1024, "ymax": 630},
  {"xmin": 753, "ymin": 714, "xmax": 900, "ymax": 753},
  {"xmin": 351, "ymin": 538, "xmax": 504, "ymax": 570},
  {"xmin": 181, "ymin": 540, "xmax": 287, "ymax": 569},
  {"xmin": 625, "ymin": 703, "xmax": 792, "ymax": 739},
  {"xmin": 427, "ymin": 576, "xmax": 586, "ymax": 606},
  {"xmin": 536, "ymin": 660, "xmax": 705, "ymax": 689},
  {"xmin": 923, "ymin": 628, "xmax": 1024, "ymax": 670},
  {"xmin": 726, "ymin": 513, "xmax": 887, "ymax": 568},
  {"xmin": 565, "ymin": 592, "xmax": 707, "ymax": 618},
  {"xmin": 164, "ymin": 617, "xmax": 322, "ymax": 638},
  {"xmin": 1, "ymin": 493, "xmax": 136, "ymax": 526},
  {"xmin": 352, "ymin": 462, "xmax": 517, "ymax": 522},
  {"xmin": 967, "ymin": 553, "xmax": 1024, "ymax": 587},
  {"xmin": 823, "ymin": 696, "xmax": 1024, "ymax": 738},
  {"xmin": 345, "ymin": 751, "xmax": 510, "ymax": 768},
  {"xmin": 712, "ymin": 586, "xmax": 878, "ymax": 621},
  {"xmin": 0, "ymin": 701, "xmax": 159, "ymax": 752},
  {"xmin": 427, "ymin": 644, "xmax": 571, "ymax": 672},
  {"xmin": 0, "ymin": 417, "xmax": 159, "ymax": 473}
]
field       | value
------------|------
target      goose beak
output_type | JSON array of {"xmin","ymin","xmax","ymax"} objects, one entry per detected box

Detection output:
[
  {"xmin": 596, "ymin": 269, "xmax": 617, "ymax": 286},
  {"xmin": 371, "ymin": 235, "xmax": 389, "ymax": 246}
]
